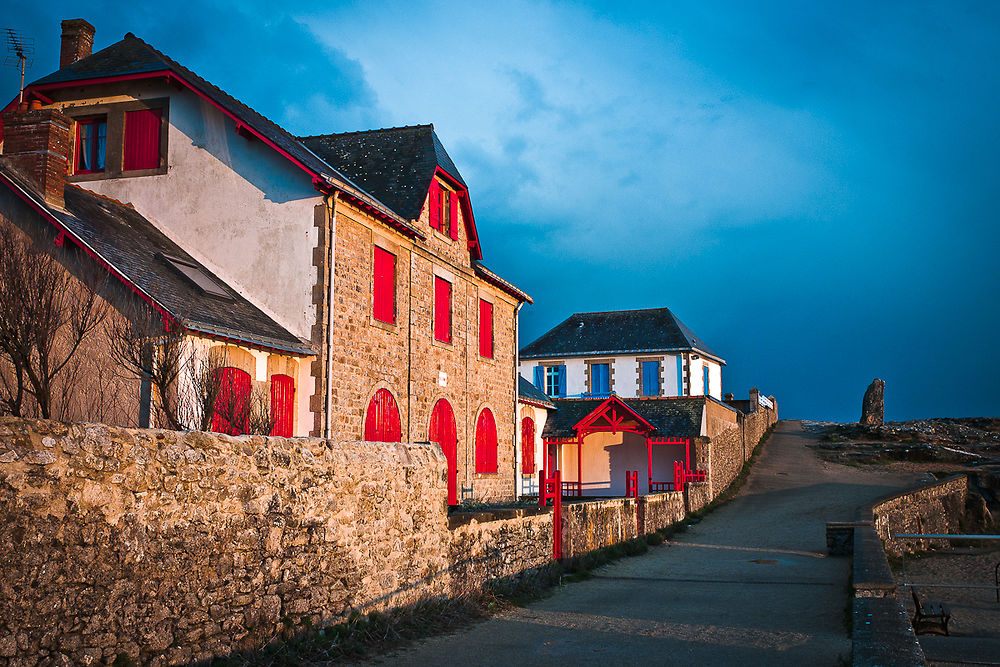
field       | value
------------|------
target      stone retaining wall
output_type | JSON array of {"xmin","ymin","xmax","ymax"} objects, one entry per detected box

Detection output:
[
  {"xmin": 561, "ymin": 497, "xmax": 638, "ymax": 558},
  {"xmin": 871, "ymin": 475, "xmax": 968, "ymax": 556},
  {"xmin": 694, "ymin": 402, "xmax": 778, "ymax": 499},
  {"xmin": 0, "ymin": 418, "xmax": 544, "ymax": 666}
]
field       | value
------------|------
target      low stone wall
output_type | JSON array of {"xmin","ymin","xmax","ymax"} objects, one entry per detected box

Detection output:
[
  {"xmin": 871, "ymin": 475, "xmax": 967, "ymax": 556},
  {"xmin": 448, "ymin": 509, "xmax": 554, "ymax": 596},
  {"xmin": 0, "ymin": 418, "xmax": 546, "ymax": 666},
  {"xmin": 685, "ymin": 481, "xmax": 712, "ymax": 513},
  {"xmin": 638, "ymin": 491, "xmax": 685, "ymax": 534},
  {"xmin": 561, "ymin": 497, "xmax": 638, "ymax": 558}
]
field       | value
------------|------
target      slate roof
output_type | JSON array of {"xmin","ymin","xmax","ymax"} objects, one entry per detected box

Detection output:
[
  {"xmin": 520, "ymin": 307, "xmax": 723, "ymax": 363},
  {"xmin": 518, "ymin": 376, "xmax": 555, "ymax": 409},
  {"xmin": 299, "ymin": 125, "xmax": 466, "ymax": 222},
  {"xmin": 28, "ymin": 33, "xmax": 419, "ymax": 237},
  {"xmin": 541, "ymin": 396, "xmax": 707, "ymax": 440},
  {"xmin": 0, "ymin": 159, "xmax": 311, "ymax": 355}
]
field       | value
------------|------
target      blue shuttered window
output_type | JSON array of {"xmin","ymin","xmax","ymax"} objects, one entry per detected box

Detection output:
[
  {"xmin": 590, "ymin": 363, "xmax": 609, "ymax": 396},
  {"xmin": 703, "ymin": 366, "xmax": 711, "ymax": 396},
  {"xmin": 543, "ymin": 365, "xmax": 566, "ymax": 397},
  {"xmin": 533, "ymin": 365, "xmax": 544, "ymax": 389},
  {"xmin": 558, "ymin": 365, "xmax": 567, "ymax": 396},
  {"xmin": 642, "ymin": 361, "xmax": 660, "ymax": 396}
]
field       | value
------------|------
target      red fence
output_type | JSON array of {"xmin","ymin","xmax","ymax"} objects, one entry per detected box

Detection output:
[
  {"xmin": 625, "ymin": 470, "xmax": 639, "ymax": 498},
  {"xmin": 539, "ymin": 469, "xmax": 563, "ymax": 560}
]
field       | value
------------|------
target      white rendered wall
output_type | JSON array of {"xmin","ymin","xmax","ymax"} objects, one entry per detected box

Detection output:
[
  {"xmin": 707, "ymin": 361, "xmax": 723, "ymax": 400},
  {"xmin": 57, "ymin": 82, "xmax": 322, "ymax": 341},
  {"xmin": 516, "ymin": 403, "xmax": 549, "ymax": 496}
]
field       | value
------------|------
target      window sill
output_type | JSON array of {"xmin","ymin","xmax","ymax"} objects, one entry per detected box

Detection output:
[
  {"xmin": 431, "ymin": 337, "xmax": 454, "ymax": 350},
  {"xmin": 370, "ymin": 317, "xmax": 399, "ymax": 333},
  {"xmin": 68, "ymin": 165, "xmax": 168, "ymax": 182}
]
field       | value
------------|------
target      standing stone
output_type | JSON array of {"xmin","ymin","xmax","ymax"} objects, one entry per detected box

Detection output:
[{"xmin": 860, "ymin": 379, "xmax": 885, "ymax": 425}]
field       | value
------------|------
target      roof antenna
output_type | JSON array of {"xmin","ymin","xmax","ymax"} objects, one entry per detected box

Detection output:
[{"xmin": 4, "ymin": 28, "xmax": 34, "ymax": 105}]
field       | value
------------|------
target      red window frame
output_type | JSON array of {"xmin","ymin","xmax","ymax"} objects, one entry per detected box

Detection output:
[
  {"xmin": 428, "ymin": 179, "xmax": 441, "ymax": 230},
  {"xmin": 75, "ymin": 117, "xmax": 107, "ymax": 174},
  {"xmin": 269, "ymin": 374, "xmax": 295, "ymax": 437},
  {"xmin": 211, "ymin": 366, "xmax": 251, "ymax": 435},
  {"xmin": 520, "ymin": 416, "xmax": 535, "ymax": 474},
  {"xmin": 123, "ymin": 108, "xmax": 162, "ymax": 171},
  {"xmin": 364, "ymin": 388, "xmax": 402, "ymax": 442},
  {"xmin": 479, "ymin": 299, "xmax": 493, "ymax": 358},
  {"xmin": 434, "ymin": 276, "xmax": 452, "ymax": 343},
  {"xmin": 373, "ymin": 246, "xmax": 396, "ymax": 324},
  {"xmin": 475, "ymin": 408, "xmax": 498, "ymax": 473}
]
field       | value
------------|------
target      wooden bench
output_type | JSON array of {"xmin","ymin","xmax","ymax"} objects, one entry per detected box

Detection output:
[{"xmin": 911, "ymin": 588, "xmax": 951, "ymax": 636}]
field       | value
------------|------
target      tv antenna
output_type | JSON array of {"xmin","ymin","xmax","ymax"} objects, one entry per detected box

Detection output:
[{"xmin": 4, "ymin": 28, "xmax": 34, "ymax": 105}]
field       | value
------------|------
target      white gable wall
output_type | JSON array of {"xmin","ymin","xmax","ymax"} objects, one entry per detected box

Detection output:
[{"xmin": 54, "ymin": 81, "xmax": 322, "ymax": 341}]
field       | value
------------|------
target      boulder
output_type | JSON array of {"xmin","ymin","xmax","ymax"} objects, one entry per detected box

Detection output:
[{"xmin": 860, "ymin": 379, "xmax": 885, "ymax": 425}]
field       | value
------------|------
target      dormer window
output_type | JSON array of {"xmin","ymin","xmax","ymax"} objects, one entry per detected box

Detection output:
[
  {"xmin": 428, "ymin": 177, "xmax": 459, "ymax": 240},
  {"xmin": 75, "ymin": 117, "xmax": 107, "ymax": 173},
  {"xmin": 68, "ymin": 99, "xmax": 168, "ymax": 180}
]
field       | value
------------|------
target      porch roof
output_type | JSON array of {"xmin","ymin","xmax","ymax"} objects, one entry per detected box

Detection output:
[{"xmin": 542, "ymin": 396, "xmax": 706, "ymax": 440}]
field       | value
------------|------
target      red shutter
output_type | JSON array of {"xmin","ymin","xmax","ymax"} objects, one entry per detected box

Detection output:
[
  {"xmin": 449, "ymin": 191, "xmax": 459, "ymax": 240},
  {"xmin": 269, "ymin": 374, "xmax": 295, "ymax": 437},
  {"xmin": 373, "ymin": 247, "xmax": 395, "ymax": 324},
  {"xmin": 478, "ymin": 299, "xmax": 493, "ymax": 358},
  {"xmin": 123, "ymin": 108, "xmax": 161, "ymax": 171},
  {"xmin": 428, "ymin": 179, "xmax": 440, "ymax": 230},
  {"xmin": 211, "ymin": 367, "xmax": 251, "ymax": 435},
  {"xmin": 364, "ymin": 388, "xmax": 402, "ymax": 442},
  {"xmin": 521, "ymin": 417, "xmax": 535, "ymax": 474},
  {"xmin": 434, "ymin": 277, "xmax": 451, "ymax": 343},
  {"xmin": 475, "ymin": 409, "xmax": 498, "ymax": 473}
]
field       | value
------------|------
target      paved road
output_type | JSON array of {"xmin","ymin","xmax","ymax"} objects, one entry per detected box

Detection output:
[{"xmin": 378, "ymin": 420, "xmax": 921, "ymax": 666}]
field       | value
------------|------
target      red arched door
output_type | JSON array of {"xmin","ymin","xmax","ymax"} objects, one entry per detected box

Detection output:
[
  {"xmin": 270, "ymin": 374, "xmax": 295, "ymax": 437},
  {"xmin": 364, "ymin": 388, "xmax": 402, "ymax": 442},
  {"xmin": 429, "ymin": 399, "xmax": 458, "ymax": 505},
  {"xmin": 520, "ymin": 416, "xmax": 535, "ymax": 474},
  {"xmin": 475, "ymin": 408, "xmax": 498, "ymax": 473},
  {"xmin": 212, "ymin": 367, "xmax": 251, "ymax": 435}
]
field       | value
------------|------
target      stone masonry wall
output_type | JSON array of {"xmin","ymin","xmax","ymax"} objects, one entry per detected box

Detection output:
[
  {"xmin": 0, "ymin": 418, "xmax": 547, "ymax": 666},
  {"xmin": 561, "ymin": 498, "xmax": 639, "ymax": 558},
  {"xmin": 637, "ymin": 492, "xmax": 686, "ymax": 534},
  {"xmin": 871, "ymin": 474, "xmax": 968, "ymax": 556},
  {"xmin": 327, "ymin": 197, "xmax": 519, "ymax": 503}
]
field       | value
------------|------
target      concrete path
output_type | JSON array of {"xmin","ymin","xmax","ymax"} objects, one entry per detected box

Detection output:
[{"xmin": 376, "ymin": 420, "xmax": 921, "ymax": 666}]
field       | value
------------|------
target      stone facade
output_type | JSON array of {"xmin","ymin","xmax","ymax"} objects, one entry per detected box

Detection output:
[{"xmin": 326, "ymin": 194, "xmax": 520, "ymax": 502}]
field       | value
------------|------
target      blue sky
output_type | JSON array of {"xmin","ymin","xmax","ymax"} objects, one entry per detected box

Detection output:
[{"xmin": 4, "ymin": 1, "xmax": 998, "ymax": 421}]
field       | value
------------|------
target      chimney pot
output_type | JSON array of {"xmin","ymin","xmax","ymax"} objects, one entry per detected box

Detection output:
[{"xmin": 60, "ymin": 19, "xmax": 96, "ymax": 69}]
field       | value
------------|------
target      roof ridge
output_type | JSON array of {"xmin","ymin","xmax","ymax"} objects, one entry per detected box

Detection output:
[
  {"xmin": 298, "ymin": 124, "xmax": 434, "ymax": 140},
  {"xmin": 569, "ymin": 306, "xmax": 674, "ymax": 317}
]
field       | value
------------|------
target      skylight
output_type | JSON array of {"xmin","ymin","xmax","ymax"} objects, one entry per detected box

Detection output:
[{"xmin": 160, "ymin": 254, "xmax": 231, "ymax": 299}]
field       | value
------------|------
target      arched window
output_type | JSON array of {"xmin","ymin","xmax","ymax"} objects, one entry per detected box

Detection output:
[
  {"xmin": 429, "ymin": 399, "xmax": 458, "ymax": 505},
  {"xmin": 270, "ymin": 374, "xmax": 295, "ymax": 437},
  {"xmin": 211, "ymin": 367, "xmax": 251, "ymax": 435},
  {"xmin": 475, "ymin": 408, "xmax": 498, "ymax": 473},
  {"xmin": 520, "ymin": 416, "xmax": 535, "ymax": 474},
  {"xmin": 364, "ymin": 388, "xmax": 402, "ymax": 442}
]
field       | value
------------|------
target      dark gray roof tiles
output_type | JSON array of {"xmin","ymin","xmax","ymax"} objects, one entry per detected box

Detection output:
[
  {"xmin": 520, "ymin": 307, "xmax": 723, "ymax": 363},
  {"xmin": 541, "ymin": 396, "xmax": 707, "ymax": 440},
  {"xmin": 299, "ymin": 125, "xmax": 465, "ymax": 223},
  {"xmin": 518, "ymin": 376, "xmax": 555, "ymax": 408}
]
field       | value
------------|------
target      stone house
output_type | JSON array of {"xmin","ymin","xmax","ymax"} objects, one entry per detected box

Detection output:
[
  {"xmin": 0, "ymin": 19, "xmax": 530, "ymax": 503},
  {"xmin": 516, "ymin": 376, "xmax": 555, "ymax": 497}
]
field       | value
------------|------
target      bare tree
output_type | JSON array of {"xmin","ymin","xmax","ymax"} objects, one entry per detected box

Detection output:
[{"xmin": 0, "ymin": 224, "xmax": 109, "ymax": 419}]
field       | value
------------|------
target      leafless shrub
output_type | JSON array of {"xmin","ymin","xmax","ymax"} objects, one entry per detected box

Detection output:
[{"xmin": 0, "ymin": 224, "xmax": 110, "ymax": 419}]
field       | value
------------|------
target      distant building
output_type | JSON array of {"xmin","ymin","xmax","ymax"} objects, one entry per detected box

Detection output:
[{"xmin": 518, "ymin": 307, "xmax": 724, "ymax": 400}]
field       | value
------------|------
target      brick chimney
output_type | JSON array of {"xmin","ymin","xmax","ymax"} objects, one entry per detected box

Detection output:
[
  {"xmin": 60, "ymin": 19, "xmax": 95, "ymax": 69},
  {"xmin": 1, "ymin": 107, "xmax": 72, "ymax": 209}
]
